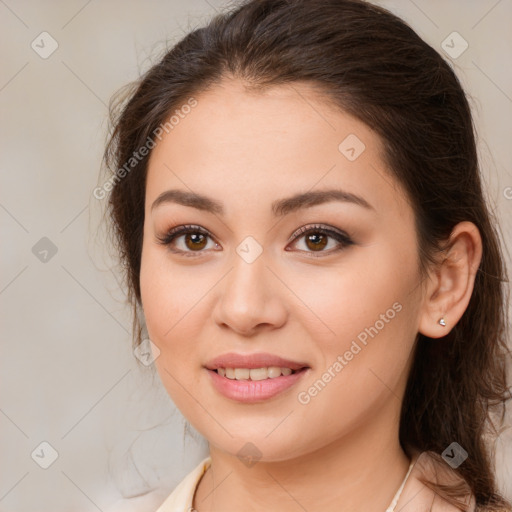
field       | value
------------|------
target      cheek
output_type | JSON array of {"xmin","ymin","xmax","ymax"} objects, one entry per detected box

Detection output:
[
  {"xmin": 140, "ymin": 252, "xmax": 205, "ymax": 416},
  {"xmin": 140, "ymin": 238, "xmax": 201, "ymax": 331},
  {"xmin": 290, "ymin": 246, "xmax": 414, "ymax": 347},
  {"xmin": 291, "ymin": 242, "xmax": 419, "ymax": 408},
  {"xmin": 139, "ymin": 246, "xmax": 197, "ymax": 358},
  {"xmin": 139, "ymin": 245, "xmax": 220, "ymax": 399}
]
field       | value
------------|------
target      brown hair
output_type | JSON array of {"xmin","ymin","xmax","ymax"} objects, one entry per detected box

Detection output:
[{"xmin": 101, "ymin": 0, "xmax": 511, "ymax": 508}]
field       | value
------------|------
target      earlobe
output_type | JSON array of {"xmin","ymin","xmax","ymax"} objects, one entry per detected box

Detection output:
[{"xmin": 417, "ymin": 221, "xmax": 482, "ymax": 339}]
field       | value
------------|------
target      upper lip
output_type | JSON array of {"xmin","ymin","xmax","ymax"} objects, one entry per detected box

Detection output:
[{"xmin": 204, "ymin": 352, "xmax": 309, "ymax": 371}]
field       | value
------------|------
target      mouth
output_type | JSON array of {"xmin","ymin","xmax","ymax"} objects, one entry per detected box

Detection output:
[
  {"xmin": 205, "ymin": 352, "xmax": 309, "ymax": 373},
  {"xmin": 212, "ymin": 366, "xmax": 306, "ymax": 380},
  {"xmin": 204, "ymin": 353, "xmax": 310, "ymax": 403}
]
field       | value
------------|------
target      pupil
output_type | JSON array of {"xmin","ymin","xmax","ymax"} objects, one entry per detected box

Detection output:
[
  {"xmin": 186, "ymin": 233, "xmax": 207, "ymax": 250},
  {"xmin": 306, "ymin": 233, "xmax": 327, "ymax": 251}
]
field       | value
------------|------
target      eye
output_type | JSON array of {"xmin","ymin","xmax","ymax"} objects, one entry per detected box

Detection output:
[
  {"xmin": 156, "ymin": 223, "xmax": 354, "ymax": 258},
  {"xmin": 286, "ymin": 224, "xmax": 354, "ymax": 257},
  {"xmin": 156, "ymin": 224, "xmax": 220, "ymax": 257}
]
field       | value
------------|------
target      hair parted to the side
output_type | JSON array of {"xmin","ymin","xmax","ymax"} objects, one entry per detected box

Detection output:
[{"xmin": 101, "ymin": 0, "xmax": 511, "ymax": 509}]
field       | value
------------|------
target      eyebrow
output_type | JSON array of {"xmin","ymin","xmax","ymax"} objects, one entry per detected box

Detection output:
[{"xmin": 151, "ymin": 188, "xmax": 374, "ymax": 216}]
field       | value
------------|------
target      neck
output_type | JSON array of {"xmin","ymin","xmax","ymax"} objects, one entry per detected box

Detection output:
[{"xmin": 192, "ymin": 405, "xmax": 411, "ymax": 512}]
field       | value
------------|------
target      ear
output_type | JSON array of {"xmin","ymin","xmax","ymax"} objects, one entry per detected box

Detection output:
[{"xmin": 418, "ymin": 221, "xmax": 482, "ymax": 339}]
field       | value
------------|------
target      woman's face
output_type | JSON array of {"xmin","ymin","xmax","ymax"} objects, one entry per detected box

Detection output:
[{"xmin": 140, "ymin": 79, "xmax": 426, "ymax": 461}]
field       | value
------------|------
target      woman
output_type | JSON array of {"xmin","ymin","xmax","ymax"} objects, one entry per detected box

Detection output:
[{"xmin": 102, "ymin": 0, "xmax": 511, "ymax": 510}]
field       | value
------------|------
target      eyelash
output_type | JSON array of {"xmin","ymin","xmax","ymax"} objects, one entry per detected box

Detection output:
[{"xmin": 155, "ymin": 223, "xmax": 354, "ymax": 258}]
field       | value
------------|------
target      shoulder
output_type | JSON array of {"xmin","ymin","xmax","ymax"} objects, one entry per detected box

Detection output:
[
  {"xmin": 154, "ymin": 456, "xmax": 211, "ymax": 512},
  {"xmin": 395, "ymin": 450, "xmax": 477, "ymax": 512},
  {"xmin": 104, "ymin": 456, "xmax": 211, "ymax": 512},
  {"xmin": 104, "ymin": 490, "xmax": 174, "ymax": 512}
]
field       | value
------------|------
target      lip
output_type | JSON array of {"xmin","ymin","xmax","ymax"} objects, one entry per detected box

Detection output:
[
  {"xmin": 204, "ymin": 352, "xmax": 310, "ymax": 403},
  {"xmin": 206, "ymin": 367, "xmax": 310, "ymax": 403},
  {"xmin": 204, "ymin": 352, "xmax": 309, "ymax": 371}
]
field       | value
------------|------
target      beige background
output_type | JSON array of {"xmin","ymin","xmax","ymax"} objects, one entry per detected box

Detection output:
[{"xmin": 1, "ymin": 0, "xmax": 511, "ymax": 510}]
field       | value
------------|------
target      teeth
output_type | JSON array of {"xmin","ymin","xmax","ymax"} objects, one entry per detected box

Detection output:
[
  {"xmin": 249, "ymin": 368, "xmax": 268, "ymax": 381},
  {"xmin": 217, "ymin": 366, "xmax": 297, "ymax": 380},
  {"xmin": 234, "ymin": 368, "xmax": 250, "ymax": 380},
  {"xmin": 267, "ymin": 367, "xmax": 283, "ymax": 378}
]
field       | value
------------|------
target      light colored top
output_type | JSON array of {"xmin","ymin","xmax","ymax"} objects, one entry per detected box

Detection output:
[
  {"xmin": 155, "ymin": 456, "xmax": 210, "ymax": 512},
  {"xmin": 154, "ymin": 451, "xmax": 476, "ymax": 512},
  {"xmin": 385, "ymin": 458, "xmax": 415, "ymax": 512}
]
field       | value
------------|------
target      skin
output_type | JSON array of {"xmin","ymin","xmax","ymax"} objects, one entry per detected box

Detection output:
[{"xmin": 139, "ymin": 78, "xmax": 482, "ymax": 511}]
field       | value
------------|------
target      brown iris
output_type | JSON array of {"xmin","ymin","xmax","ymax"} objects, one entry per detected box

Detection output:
[
  {"xmin": 305, "ymin": 232, "xmax": 328, "ymax": 251},
  {"xmin": 185, "ymin": 232, "xmax": 208, "ymax": 250}
]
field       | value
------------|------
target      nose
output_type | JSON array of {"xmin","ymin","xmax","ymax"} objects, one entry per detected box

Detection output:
[{"xmin": 212, "ymin": 250, "xmax": 288, "ymax": 336}]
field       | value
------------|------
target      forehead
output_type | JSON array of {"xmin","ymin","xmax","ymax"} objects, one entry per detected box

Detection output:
[{"xmin": 145, "ymin": 79, "xmax": 411, "ymax": 220}]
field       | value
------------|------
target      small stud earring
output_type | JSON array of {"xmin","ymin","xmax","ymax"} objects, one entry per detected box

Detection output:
[{"xmin": 438, "ymin": 317, "xmax": 446, "ymax": 327}]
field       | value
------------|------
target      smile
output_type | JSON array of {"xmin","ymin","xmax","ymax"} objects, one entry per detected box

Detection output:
[
  {"xmin": 216, "ymin": 366, "xmax": 296, "ymax": 380},
  {"xmin": 206, "ymin": 366, "xmax": 309, "ymax": 403}
]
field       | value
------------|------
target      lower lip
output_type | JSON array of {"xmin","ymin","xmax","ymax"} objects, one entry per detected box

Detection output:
[{"xmin": 206, "ymin": 368, "xmax": 309, "ymax": 403}]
